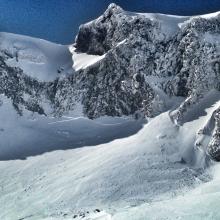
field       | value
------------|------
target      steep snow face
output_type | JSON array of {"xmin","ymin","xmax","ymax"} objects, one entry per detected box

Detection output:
[
  {"xmin": 71, "ymin": 3, "xmax": 220, "ymax": 120},
  {"xmin": 69, "ymin": 45, "xmax": 106, "ymax": 71},
  {"xmin": 0, "ymin": 32, "xmax": 74, "ymax": 81}
]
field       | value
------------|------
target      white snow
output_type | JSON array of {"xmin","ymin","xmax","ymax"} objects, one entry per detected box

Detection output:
[
  {"xmin": 0, "ymin": 32, "xmax": 74, "ymax": 81},
  {"xmin": 0, "ymin": 95, "xmax": 143, "ymax": 161},
  {"xmin": 116, "ymin": 39, "xmax": 127, "ymax": 47},
  {"xmin": 112, "ymin": 163, "xmax": 220, "ymax": 220},
  {"xmin": 69, "ymin": 46, "xmax": 106, "ymax": 71},
  {"xmin": 1, "ymin": 90, "xmax": 220, "ymax": 219},
  {"xmin": 198, "ymin": 11, "xmax": 220, "ymax": 19}
]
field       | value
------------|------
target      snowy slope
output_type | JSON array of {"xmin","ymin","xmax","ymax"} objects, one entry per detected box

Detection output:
[
  {"xmin": 0, "ymin": 32, "xmax": 74, "ymax": 81},
  {"xmin": 113, "ymin": 162, "xmax": 220, "ymax": 220},
  {"xmin": 1, "ymin": 91, "xmax": 220, "ymax": 219},
  {"xmin": 0, "ymin": 95, "xmax": 143, "ymax": 160}
]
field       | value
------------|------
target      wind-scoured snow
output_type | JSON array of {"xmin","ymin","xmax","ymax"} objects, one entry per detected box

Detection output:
[{"xmin": 0, "ymin": 32, "xmax": 73, "ymax": 81}]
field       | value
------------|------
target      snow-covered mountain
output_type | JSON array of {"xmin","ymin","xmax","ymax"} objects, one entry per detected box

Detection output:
[
  {"xmin": 0, "ymin": 3, "xmax": 220, "ymax": 220},
  {"xmin": 1, "ymin": 3, "xmax": 220, "ymax": 159},
  {"xmin": 72, "ymin": 4, "xmax": 220, "ymax": 119}
]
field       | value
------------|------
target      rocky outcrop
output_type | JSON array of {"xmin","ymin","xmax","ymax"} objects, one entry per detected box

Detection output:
[
  {"xmin": 0, "ymin": 52, "xmax": 46, "ymax": 116},
  {"xmin": 73, "ymin": 4, "xmax": 220, "ymax": 119},
  {"xmin": 208, "ymin": 107, "xmax": 220, "ymax": 161}
]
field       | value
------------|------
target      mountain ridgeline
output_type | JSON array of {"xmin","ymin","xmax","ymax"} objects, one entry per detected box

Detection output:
[{"xmin": 0, "ymin": 4, "xmax": 220, "ymax": 160}]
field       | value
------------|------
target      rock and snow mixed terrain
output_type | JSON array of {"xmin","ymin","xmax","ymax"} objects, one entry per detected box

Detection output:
[
  {"xmin": 0, "ymin": 32, "xmax": 73, "ymax": 81},
  {"xmin": 0, "ymin": 3, "xmax": 220, "ymax": 220}
]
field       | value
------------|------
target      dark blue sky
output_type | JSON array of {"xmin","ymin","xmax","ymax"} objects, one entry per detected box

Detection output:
[{"xmin": 0, "ymin": 0, "xmax": 220, "ymax": 44}]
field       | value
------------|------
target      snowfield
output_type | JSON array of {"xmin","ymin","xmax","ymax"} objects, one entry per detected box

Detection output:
[{"xmin": 1, "ymin": 90, "xmax": 220, "ymax": 219}]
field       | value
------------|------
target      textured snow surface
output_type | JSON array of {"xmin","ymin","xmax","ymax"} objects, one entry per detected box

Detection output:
[
  {"xmin": 1, "ymin": 91, "xmax": 220, "ymax": 219},
  {"xmin": 0, "ymin": 32, "xmax": 73, "ymax": 81},
  {"xmin": 112, "ymin": 163, "xmax": 220, "ymax": 220}
]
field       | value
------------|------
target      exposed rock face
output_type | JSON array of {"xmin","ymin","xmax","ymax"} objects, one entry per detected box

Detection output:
[
  {"xmin": 0, "ymin": 4, "xmax": 220, "ymax": 157},
  {"xmin": 75, "ymin": 4, "xmax": 159, "ymax": 55},
  {"xmin": 74, "ymin": 3, "xmax": 220, "ymax": 119},
  {"xmin": 75, "ymin": 4, "xmax": 124, "ymax": 55},
  {"xmin": 0, "ymin": 50, "xmax": 78, "ymax": 117},
  {"xmin": 0, "ymin": 52, "xmax": 45, "ymax": 116},
  {"xmin": 208, "ymin": 107, "xmax": 220, "ymax": 161}
]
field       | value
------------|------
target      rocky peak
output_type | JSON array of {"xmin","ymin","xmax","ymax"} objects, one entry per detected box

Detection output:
[
  {"xmin": 104, "ymin": 3, "xmax": 123, "ymax": 17},
  {"xmin": 72, "ymin": 5, "xmax": 220, "ymax": 122},
  {"xmin": 75, "ymin": 3, "xmax": 126, "ymax": 55},
  {"xmin": 74, "ymin": 4, "xmax": 159, "ymax": 56}
]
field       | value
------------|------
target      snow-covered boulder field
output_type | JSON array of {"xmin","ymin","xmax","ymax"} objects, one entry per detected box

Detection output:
[{"xmin": 0, "ymin": 3, "xmax": 220, "ymax": 220}]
